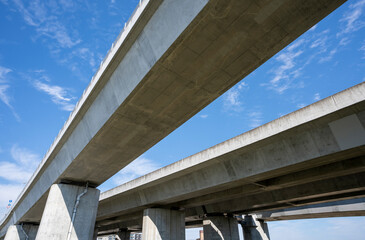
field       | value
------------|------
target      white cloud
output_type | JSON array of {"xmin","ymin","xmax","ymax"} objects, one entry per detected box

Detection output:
[
  {"xmin": 263, "ymin": 40, "xmax": 305, "ymax": 94},
  {"xmin": 337, "ymin": 0, "xmax": 365, "ymax": 36},
  {"xmin": 319, "ymin": 48, "xmax": 337, "ymax": 63},
  {"xmin": 11, "ymin": 145, "xmax": 40, "ymax": 169},
  {"xmin": 0, "ymin": 183, "xmax": 24, "ymax": 218},
  {"xmin": 0, "ymin": 67, "xmax": 20, "ymax": 121},
  {"xmin": 72, "ymin": 47, "xmax": 96, "ymax": 67},
  {"xmin": 314, "ymin": 93, "xmax": 321, "ymax": 101},
  {"xmin": 0, "ymin": 162, "xmax": 32, "ymax": 183},
  {"xmin": 237, "ymin": 81, "xmax": 248, "ymax": 90},
  {"xmin": 0, "ymin": 66, "xmax": 11, "ymax": 83},
  {"xmin": 11, "ymin": 0, "xmax": 81, "ymax": 48},
  {"xmin": 223, "ymin": 88, "xmax": 243, "ymax": 112},
  {"xmin": 297, "ymin": 103, "xmax": 307, "ymax": 109},
  {"xmin": 0, "ymin": 85, "xmax": 11, "ymax": 107},
  {"xmin": 360, "ymin": 40, "xmax": 365, "ymax": 58},
  {"xmin": 33, "ymin": 80, "xmax": 75, "ymax": 111},
  {"xmin": 247, "ymin": 111, "xmax": 263, "ymax": 128},
  {"xmin": 112, "ymin": 156, "xmax": 160, "ymax": 185},
  {"xmin": 200, "ymin": 114, "xmax": 208, "ymax": 119},
  {"xmin": 310, "ymin": 30, "xmax": 330, "ymax": 52},
  {"xmin": 0, "ymin": 145, "xmax": 40, "ymax": 218}
]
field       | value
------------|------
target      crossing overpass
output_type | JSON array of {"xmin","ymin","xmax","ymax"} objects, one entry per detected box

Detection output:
[
  {"xmin": 94, "ymin": 83, "xmax": 365, "ymax": 234},
  {"xmin": 0, "ymin": 0, "xmax": 349, "ymax": 239}
]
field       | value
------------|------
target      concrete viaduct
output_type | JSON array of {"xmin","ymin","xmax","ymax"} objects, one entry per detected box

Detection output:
[
  {"xmin": 94, "ymin": 83, "xmax": 365, "ymax": 239},
  {"xmin": 0, "ymin": 0, "xmax": 358, "ymax": 239}
]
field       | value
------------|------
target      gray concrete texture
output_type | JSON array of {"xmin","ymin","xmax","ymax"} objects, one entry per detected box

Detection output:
[
  {"xmin": 203, "ymin": 216, "xmax": 239, "ymax": 240},
  {"xmin": 142, "ymin": 208, "xmax": 185, "ymax": 240},
  {"xmin": 35, "ymin": 184, "xmax": 99, "ymax": 240},
  {"xmin": 4, "ymin": 225, "xmax": 38, "ymax": 240},
  {"xmin": 256, "ymin": 198, "xmax": 365, "ymax": 221},
  {"xmin": 96, "ymin": 82, "xmax": 365, "ymax": 230},
  {"xmin": 0, "ymin": 0, "xmax": 348, "ymax": 237},
  {"xmin": 241, "ymin": 215, "xmax": 270, "ymax": 240}
]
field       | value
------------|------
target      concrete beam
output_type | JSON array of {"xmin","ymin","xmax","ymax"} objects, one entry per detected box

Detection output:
[
  {"xmin": 97, "ymin": 83, "xmax": 365, "ymax": 224},
  {"xmin": 142, "ymin": 208, "xmax": 185, "ymax": 240},
  {"xmin": 256, "ymin": 198, "xmax": 365, "ymax": 221},
  {"xmin": 0, "ymin": 0, "xmax": 347, "ymax": 237},
  {"xmin": 35, "ymin": 184, "xmax": 99, "ymax": 240}
]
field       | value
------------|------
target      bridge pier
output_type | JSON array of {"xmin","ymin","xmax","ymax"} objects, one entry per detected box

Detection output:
[
  {"xmin": 117, "ymin": 229, "xmax": 130, "ymax": 240},
  {"xmin": 203, "ymin": 215, "xmax": 239, "ymax": 240},
  {"xmin": 141, "ymin": 208, "xmax": 185, "ymax": 240},
  {"xmin": 35, "ymin": 183, "xmax": 99, "ymax": 240},
  {"xmin": 240, "ymin": 215, "xmax": 270, "ymax": 240},
  {"xmin": 4, "ymin": 224, "xmax": 38, "ymax": 240}
]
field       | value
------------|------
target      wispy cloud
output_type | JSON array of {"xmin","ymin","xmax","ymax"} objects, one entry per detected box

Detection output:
[
  {"xmin": 297, "ymin": 103, "xmax": 307, "ymax": 109},
  {"xmin": 247, "ymin": 111, "xmax": 263, "ymax": 128},
  {"xmin": 33, "ymin": 80, "xmax": 75, "ymax": 111},
  {"xmin": 360, "ymin": 40, "xmax": 365, "ymax": 58},
  {"xmin": 223, "ymin": 88, "xmax": 243, "ymax": 112},
  {"xmin": 263, "ymin": 39, "xmax": 305, "ymax": 94},
  {"xmin": 113, "ymin": 156, "xmax": 160, "ymax": 185},
  {"xmin": 223, "ymin": 81, "xmax": 248, "ymax": 112},
  {"xmin": 11, "ymin": 145, "xmax": 40, "ymax": 169},
  {"xmin": 0, "ymin": 145, "xmax": 40, "ymax": 184},
  {"xmin": 0, "ymin": 66, "xmax": 11, "ymax": 83},
  {"xmin": 72, "ymin": 47, "xmax": 97, "ymax": 68},
  {"xmin": 200, "ymin": 114, "xmax": 208, "ymax": 119},
  {"xmin": 0, "ymin": 145, "xmax": 40, "ymax": 218},
  {"xmin": 337, "ymin": 0, "xmax": 365, "ymax": 36},
  {"xmin": 11, "ymin": 0, "xmax": 81, "ymax": 48},
  {"xmin": 314, "ymin": 93, "xmax": 321, "ymax": 101},
  {"xmin": 0, "ymin": 66, "xmax": 20, "ymax": 121}
]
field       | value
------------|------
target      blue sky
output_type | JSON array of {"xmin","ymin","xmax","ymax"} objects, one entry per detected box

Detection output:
[{"xmin": 0, "ymin": 0, "xmax": 364, "ymax": 239}]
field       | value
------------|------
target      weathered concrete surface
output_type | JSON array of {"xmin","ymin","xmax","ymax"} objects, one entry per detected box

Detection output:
[
  {"xmin": 240, "ymin": 215, "xmax": 270, "ymax": 240},
  {"xmin": 35, "ymin": 184, "xmax": 99, "ymax": 240},
  {"xmin": 203, "ymin": 216, "xmax": 239, "ymax": 240},
  {"xmin": 0, "ymin": 0, "xmax": 348, "ymax": 237},
  {"xmin": 117, "ymin": 230, "xmax": 130, "ymax": 240},
  {"xmin": 142, "ymin": 208, "xmax": 185, "ymax": 240},
  {"xmin": 95, "ymin": 83, "xmax": 365, "ymax": 230},
  {"xmin": 256, "ymin": 198, "xmax": 365, "ymax": 221},
  {"xmin": 4, "ymin": 224, "xmax": 38, "ymax": 240}
]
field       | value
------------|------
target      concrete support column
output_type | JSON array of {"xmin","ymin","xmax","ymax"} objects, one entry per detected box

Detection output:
[
  {"xmin": 35, "ymin": 183, "xmax": 100, "ymax": 240},
  {"xmin": 240, "ymin": 215, "xmax": 270, "ymax": 240},
  {"xmin": 4, "ymin": 224, "xmax": 38, "ymax": 240},
  {"xmin": 92, "ymin": 228, "xmax": 98, "ymax": 240},
  {"xmin": 203, "ymin": 215, "xmax": 239, "ymax": 240},
  {"xmin": 117, "ymin": 230, "xmax": 130, "ymax": 240},
  {"xmin": 142, "ymin": 208, "xmax": 185, "ymax": 240}
]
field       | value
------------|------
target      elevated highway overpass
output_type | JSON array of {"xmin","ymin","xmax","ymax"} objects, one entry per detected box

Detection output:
[
  {"xmin": 94, "ymin": 83, "xmax": 365, "ymax": 237},
  {"xmin": 0, "ymin": 0, "xmax": 350, "ymax": 239}
]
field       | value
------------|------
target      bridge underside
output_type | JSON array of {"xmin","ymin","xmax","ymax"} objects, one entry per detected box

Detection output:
[
  {"xmin": 94, "ymin": 86, "xmax": 365, "ymax": 232},
  {"xmin": 0, "ymin": 0, "xmax": 351, "ymax": 238}
]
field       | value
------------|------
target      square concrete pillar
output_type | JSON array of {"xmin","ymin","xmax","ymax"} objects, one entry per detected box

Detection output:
[
  {"xmin": 241, "ymin": 215, "xmax": 270, "ymax": 240},
  {"xmin": 4, "ymin": 224, "xmax": 38, "ymax": 240},
  {"xmin": 142, "ymin": 208, "xmax": 185, "ymax": 240},
  {"xmin": 35, "ymin": 183, "xmax": 100, "ymax": 240},
  {"xmin": 203, "ymin": 215, "xmax": 239, "ymax": 240}
]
